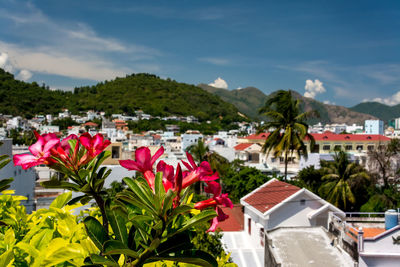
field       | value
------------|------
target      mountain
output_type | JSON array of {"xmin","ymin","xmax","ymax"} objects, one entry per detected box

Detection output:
[
  {"xmin": 350, "ymin": 102, "xmax": 400, "ymax": 122},
  {"xmin": 198, "ymin": 84, "xmax": 268, "ymax": 119},
  {"xmin": 0, "ymin": 69, "xmax": 243, "ymax": 122},
  {"xmin": 200, "ymin": 83, "xmax": 377, "ymax": 124}
]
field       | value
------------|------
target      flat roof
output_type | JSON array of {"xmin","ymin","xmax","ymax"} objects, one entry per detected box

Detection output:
[{"xmin": 268, "ymin": 227, "xmax": 353, "ymax": 267}]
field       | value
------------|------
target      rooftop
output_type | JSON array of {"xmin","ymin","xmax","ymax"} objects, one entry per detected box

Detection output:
[
  {"xmin": 217, "ymin": 205, "xmax": 244, "ymax": 232},
  {"xmin": 245, "ymin": 132, "xmax": 391, "ymax": 142},
  {"xmin": 241, "ymin": 179, "xmax": 300, "ymax": 214}
]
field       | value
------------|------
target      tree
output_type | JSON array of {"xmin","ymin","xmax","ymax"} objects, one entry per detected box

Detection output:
[
  {"xmin": 367, "ymin": 138, "xmax": 400, "ymax": 189},
  {"xmin": 258, "ymin": 90, "xmax": 316, "ymax": 180},
  {"xmin": 318, "ymin": 151, "xmax": 370, "ymax": 211}
]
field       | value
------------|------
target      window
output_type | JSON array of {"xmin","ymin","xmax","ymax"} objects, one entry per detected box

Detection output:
[
  {"xmin": 260, "ymin": 228, "xmax": 265, "ymax": 247},
  {"xmin": 334, "ymin": 145, "xmax": 341, "ymax": 151},
  {"xmin": 356, "ymin": 145, "xmax": 363, "ymax": 151},
  {"xmin": 111, "ymin": 146, "xmax": 120, "ymax": 159},
  {"xmin": 248, "ymin": 218, "xmax": 251, "ymax": 235},
  {"xmin": 345, "ymin": 145, "xmax": 352, "ymax": 151},
  {"xmin": 323, "ymin": 145, "xmax": 330, "ymax": 150},
  {"xmin": 300, "ymin": 199, "xmax": 306, "ymax": 205},
  {"xmin": 367, "ymin": 145, "xmax": 374, "ymax": 151}
]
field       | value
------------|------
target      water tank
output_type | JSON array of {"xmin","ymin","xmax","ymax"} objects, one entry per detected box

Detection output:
[{"xmin": 385, "ymin": 209, "xmax": 398, "ymax": 230}]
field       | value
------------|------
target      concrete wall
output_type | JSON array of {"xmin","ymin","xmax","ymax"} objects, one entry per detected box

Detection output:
[{"xmin": 267, "ymin": 192, "xmax": 322, "ymax": 229}]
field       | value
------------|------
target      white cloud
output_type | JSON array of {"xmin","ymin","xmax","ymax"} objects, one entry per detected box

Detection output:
[
  {"xmin": 304, "ymin": 79, "xmax": 326, "ymax": 98},
  {"xmin": 209, "ymin": 77, "xmax": 228, "ymax": 89},
  {"xmin": 16, "ymin": 69, "xmax": 32, "ymax": 81},
  {"xmin": 0, "ymin": 52, "xmax": 13, "ymax": 72},
  {"xmin": 323, "ymin": 100, "xmax": 335, "ymax": 105},
  {"xmin": 364, "ymin": 91, "xmax": 400, "ymax": 106},
  {"xmin": 0, "ymin": 2, "xmax": 161, "ymax": 82}
]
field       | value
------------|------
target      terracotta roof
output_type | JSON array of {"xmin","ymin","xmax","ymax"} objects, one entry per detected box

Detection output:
[
  {"xmin": 309, "ymin": 133, "xmax": 391, "ymax": 142},
  {"xmin": 242, "ymin": 179, "xmax": 301, "ymax": 214},
  {"xmin": 245, "ymin": 132, "xmax": 390, "ymax": 142},
  {"xmin": 83, "ymin": 122, "xmax": 98, "ymax": 127},
  {"xmin": 234, "ymin": 143, "xmax": 253, "ymax": 151},
  {"xmin": 216, "ymin": 205, "xmax": 244, "ymax": 232},
  {"xmin": 245, "ymin": 133, "xmax": 270, "ymax": 140},
  {"xmin": 348, "ymin": 227, "xmax": 386, "ymax": 242},
  {"xmin": 152, "ymin": 134, "xmax": 161, "ymax": 140}
]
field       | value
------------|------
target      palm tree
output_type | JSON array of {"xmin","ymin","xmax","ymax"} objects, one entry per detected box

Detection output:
[
  {"xmin": 186, "ymin": 139, "xmax": 229, "ymax": 175},
  {"xmin": 258, "ymin": 90, "xmax": 316, "ymax": 180},
  {"xmin": 318, "ymin": 151, "xmax": 370, "ymax": 211}
]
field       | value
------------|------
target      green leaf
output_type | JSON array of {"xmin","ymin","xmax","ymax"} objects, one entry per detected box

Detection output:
[
  {"xmin": 103, "ymin": 240, "xmax": 139, "ymax": 258},
  {"xmin": 0, "ymin": 157, "xmax": 11, "ymax": 170},
  {"xmin": 156, "ymin": 232, "xmax": 193, "ymax": 255},
  {"xmin": 49, "ymin": 191, "xmax": 72, "ymax": 209},
  {"xmin": 30, "ymin": 229, "xmax": 54, "ymax": 250},
  {"xmin": 84, "ymin": 216, "xmax": 109, "ymax": 251},
  {"xmin": 162, "ymin": 189, "xmax": 176, "ymax": 216},
  {"xmin": 0, "ymin": 249, "xmax": 13, "ymax": 267},
  {"xmin": 150, "ymin": 249, "xmax": 218, "ymax": 267},
  {"xmin": 122, "ymin": 178, "xmax": 158, "ymax": 214},
  {"xmin": 117, "ymin": 192, "xmax": 157, "ymax": 217},
  {"xmin": 170, "ymin": 204, "xmax": 193, "ymax": 217},
  {"xmin": 41, "ymin": 180, "xmax": 81, "ymax": 191},
  {"xmin": 172, "ymin": 210, "xmax": 217, "ymax": 236},
  {"xmin": 154, "ymin": 172, "xmax": 165, "ymax": 200},
  {"xmin": 89, "ymin": 254, "xmax": 119, "ymax": 267},
  {"xmin": 106, "ymin": 203, "xmax": 128, "ymax": 245},
  {"xmin": 0, "ymin": 178, "xmax": 13, "ymax": 193}
]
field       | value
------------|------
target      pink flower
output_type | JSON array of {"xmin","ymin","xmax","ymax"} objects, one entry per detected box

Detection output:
[
  {"xmin": 13, "ymin": 134, "xmax": 59, "ymax": 170},
  {"xmin": 50, "ymin": 134, "xmax": 81, "ymax": 171},
  {"xmin": 181, "ymin": 152, "xmax": 216, "ymax": 188},
  {"xmin": 156, "ymin": 160, "xmax": 175, "ymax": 191},
  {"xmin": 207, "ymin": 207, "xmax": 229, "ymax": 232},
  {"xmin": 120, "ymin": 146, "xmax": 164, "ymax": 189},
  {"xmin": 79, "ymin": 133, "xmax": 110, "ymax": 158},
  {"xmin": 194, "ymin": 181, "xmax": 233, "ymax": 232}
]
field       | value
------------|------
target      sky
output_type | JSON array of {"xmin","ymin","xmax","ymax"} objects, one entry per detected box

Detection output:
[{"xmin": 0, "ymin": 0, "xmax": 399, "ymax": 107}]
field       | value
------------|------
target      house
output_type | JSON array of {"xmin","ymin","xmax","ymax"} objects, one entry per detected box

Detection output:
[
  {"xmin": 221, "ymin": 179, "xmax": 347, "ymax": 266},
  {"xmin": 365, "ymin": 120, "xmax": 384, "ymax": 135},
  {"xmin": 240, "ymin": 178, "xmax": 345, "ymax": 245},
  {"xmin": 234, "ymin": 143, "xmax": 263, "ymax": 165}
]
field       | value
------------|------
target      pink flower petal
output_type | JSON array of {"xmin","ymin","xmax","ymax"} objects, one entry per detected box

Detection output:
[
  {"xmin": 79, "ymin": 133, "xmax": 92, "ymax": 150},
  {"xmin": 13, "ymin": 154, "xmax": 40, "ymax": 170},
  {"xmin": 92, "ymin": 134, "xmax": 104, "ymax": 150},
  {"xmin": 150, "ymin": 146, "xmax": 164, "ymax": 166},
  {"xmin": 43, "ymin": 139, "xmax": 60, "ymax": 153},
  {"xmin": 186, "ymin": 152, "xmax": 197, "ymax": 169},
  {"xmin": 28, "ymin": 137, "xmax": 45, "ymax": 156},
  {"xmin": 135, "ymin": 147, "xmax": 151, "ymax": 170},
  {"xmin": 205, "ymin": 181, "xmax": 221, "ymax": 196},
  {"xmin": 119, "ymin": 159, "xmax": 141, "ymax": 171},
  {"xmin": 181, "ymin": 160, "xmax": 192, "ymax": 171}
]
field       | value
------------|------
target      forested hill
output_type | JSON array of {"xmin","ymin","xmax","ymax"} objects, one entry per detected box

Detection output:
[
  {"xmin": 0, "ymin": 69, "xmax": 243, "ymax": 122},
  {"xmin": 350, "ymin": 102, "xmax": 400, "ymax": 122},
  {"xmin": 200, "ymin": 82, "xmax": 377, "ymax": 124},
  {"xmin": 0, "ymin": 68, "xmax": 67, "ymax": 118}
]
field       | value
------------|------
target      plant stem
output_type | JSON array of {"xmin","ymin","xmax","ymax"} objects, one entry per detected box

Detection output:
[{"xmin": 93, "ymin": 194, "xmax": 109, "ymax": 235}]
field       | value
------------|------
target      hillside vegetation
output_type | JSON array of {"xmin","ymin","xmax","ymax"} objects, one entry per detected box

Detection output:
[{"xmin": 0, "ymin": 69, "xmax": 243, "ymax": 123}]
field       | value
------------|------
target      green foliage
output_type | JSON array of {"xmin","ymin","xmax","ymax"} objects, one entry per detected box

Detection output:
[
  {"xmin": 0, "ymin": 143, "xmax": 13, "ymax": 193},
  {"xmin": 7, "ymin": 129, "xmax": 36, "ymax": 146},
  {"xmin": 258, "ymin": 90, "xmax": 316, "ymax": 179},
  {"xmin": 221, "ymin": 160, "xmax": 270, "ymax": 203},
  {"xmin": 52, "ymin": 117, "xmax": 79, "ymax": 130},
  {"xmin": 318, "ymin": 151, "xmax": 370, "ymax": 211},
  {"xmin": 0, "ymin": 69, "xmax": 242, "ymax": 124},
  {"xmin": 295, "ymin": 166, "xmax": 324, "ymax": 193},
  {"xmin": 0, "ymin": 192, "xmax": 98, "ymax": 266}
]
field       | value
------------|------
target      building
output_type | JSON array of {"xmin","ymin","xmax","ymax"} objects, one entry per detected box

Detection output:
[
  {"xmin": 365, "ymin": 120, "xmax": 384, "ymax": 135},
  {"xmin": 0, "ymin": 139, "xmax": 36, "ymax": 213},
  {"xmin": 181, "ymin": 132, "xmax": 203, "ymax": 151}
]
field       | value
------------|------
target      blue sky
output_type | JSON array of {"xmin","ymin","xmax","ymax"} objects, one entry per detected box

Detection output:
[{"xmin": 0, "ymin": 0, "xmax": 399, "ymax": 107}]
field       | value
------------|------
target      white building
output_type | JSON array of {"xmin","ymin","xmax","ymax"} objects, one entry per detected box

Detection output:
[
  {"xmin": 39, "ymin": 125, "xmax": 60, "ymax": 134},
  {"xmin": 0, "ymin": 139, "xmax": 36, "ymax": 213},
  {"xmin": 181, "ymin": 132, "xmax": 203, "ymax": 151},
  {"xmin": 365, "ymin": 120, "xmax": 384, "ymax": 135}
]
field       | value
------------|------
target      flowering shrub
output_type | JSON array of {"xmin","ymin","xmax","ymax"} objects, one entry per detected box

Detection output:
[{"xmin": 10, "ymin": 132, "xmax": 233, "ymax": 266}]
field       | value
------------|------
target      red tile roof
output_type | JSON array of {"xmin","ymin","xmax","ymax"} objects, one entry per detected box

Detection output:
[
  {"xmin": 216, "ymin": 205, "xmax": 244, "ymax": 232},
  {"xmin": 245, "ymin": 132, "xmax": 390, "ymax": 142},
  {"xmin": 348, "ymin": 227, "xmax": 386, "ymax": 242},
  {"xmin": 242, "ymin": 179, "xmax": 301, "ymax": 214},
  {"xmin": 83, "ymin": 122, "xmax": 98, "ymax": 127},
  {"xmin": 309, "ymin": 133, "xmax": 390, "ymax": 142},
  {"xmin": 234, "ymin": 143, "xmax": 253, "ymax": 151}
]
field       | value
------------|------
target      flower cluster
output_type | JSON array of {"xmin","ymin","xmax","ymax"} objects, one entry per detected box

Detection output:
[
  {"xmin": 14, "ymin": 131, "xmax": 110, "ymax": 171},
  {"xmin": 120, "ymin": 148, "xmax": 232, "ymax": 231}
]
